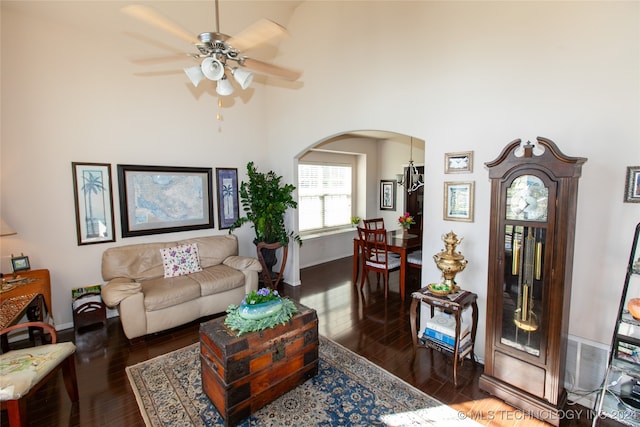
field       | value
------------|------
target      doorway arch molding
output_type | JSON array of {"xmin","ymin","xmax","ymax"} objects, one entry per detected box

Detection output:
[{"xmin": 288, "ymin": 129, "xmax": 425, "ymax": 287}]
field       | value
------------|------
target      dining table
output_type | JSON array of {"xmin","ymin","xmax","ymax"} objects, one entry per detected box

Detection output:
[{"xmin": 352, "ymin": 230, "xmax": 422, "ymax": 299}]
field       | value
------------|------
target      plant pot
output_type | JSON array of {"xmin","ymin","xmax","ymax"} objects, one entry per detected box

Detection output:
[
  {"xmin": 255, "ymin": 241, "xmax": 288, "ymax": 288},
  {"xmin": 259, "ymin": 244, "xmax": 278, "ymax": 276},
  {"xmin": 238, "ymin": 298, "xmax": 284, "ymax": 320}
]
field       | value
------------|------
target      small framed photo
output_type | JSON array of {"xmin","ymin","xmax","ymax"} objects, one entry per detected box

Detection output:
[
  {"xmin": 11, "ymin": 255, "xmax": 30, "ymax": 272},
  {"xmin": 380, "ymin": 180, "xmax": 396, "ymax": 211},
  {"xmin": 444, "ymin": 181, "xmax": 475, "ymax": 222},
  {"xmin": 216, "ymin": 168, "xmax": 239, "ymax": 229},
  {"xmin": 625, "ymin": 166, "xmax": 640, "ymax": 203},
  {"xmin": 445, "ymin": 151, "xmax": 473, "ymax": 174}
]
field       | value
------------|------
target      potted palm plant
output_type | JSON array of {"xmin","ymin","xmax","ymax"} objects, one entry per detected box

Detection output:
[{"xmin": 230, "ymin": 162, "xmax": 302, "ymax": 286}]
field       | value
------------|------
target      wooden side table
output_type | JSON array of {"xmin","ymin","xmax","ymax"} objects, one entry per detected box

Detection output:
[
  {"xmin": 1, "ymin": 269, "xmax": 53, "ymax": 349},
  {"xmin": 0, "ymin": 269, "xmax": 52, "ymax": 321},
  {"xmin": 0, "ymin": 293, "xmax": 47, "ymax": 351},
  {"xmin": 410, "ymin": 286, "xmax": 478, "ymax": 386}
]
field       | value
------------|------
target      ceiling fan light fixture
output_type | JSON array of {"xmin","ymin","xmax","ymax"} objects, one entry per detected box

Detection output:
[
  {"xmin": 184, "ymin": 65, "xmax": 205, "ymax": 87},
  {"xmin": 201, "ymin": 57, "xmax": 225, "ymax": 81},
  {"xmin": 216, "ymin": 76, "xmax": 234, "ymax": 96},
  {"xmin": 232, "ymin": 67, "xmax": 253, "ymax": 90}
]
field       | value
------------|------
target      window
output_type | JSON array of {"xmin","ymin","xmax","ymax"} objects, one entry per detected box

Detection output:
[{"xmin": 298, "ymin": 163, "xmax": 352, "ymax": 232}]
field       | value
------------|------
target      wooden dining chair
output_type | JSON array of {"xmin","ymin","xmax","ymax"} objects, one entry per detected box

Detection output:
[
  {"xmin": 0, "ymin": 322, "xmax": 78, "ymax": 427},
  {"xmin": 357, "ymin": 227, "xmax": 401, "ymax": 298},
  {"xmin": 363, "ymin": 218, "xmax": 385, "ymax": 230}
]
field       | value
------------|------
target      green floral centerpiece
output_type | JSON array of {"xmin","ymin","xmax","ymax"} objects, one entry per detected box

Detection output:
[{"xmin": 225, "ymin": 288, "xmax": 298, "ymax": 336}]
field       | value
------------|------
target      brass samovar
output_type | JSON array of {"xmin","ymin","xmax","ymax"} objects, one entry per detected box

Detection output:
[{"xmin": 433, "ymin": 231, "xmax": 468, "ymax": 288}]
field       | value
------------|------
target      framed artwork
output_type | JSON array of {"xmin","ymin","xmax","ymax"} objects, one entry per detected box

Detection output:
[
  {"xmin": 444, "ymin": 181, "xmax": 475, "ymax": 222},
  {"xmin": 11, "ymin": 255, "xmax": 30, "ymax": 272},
  {"xmin": 445, "ymin": 151, "xmax": 473, "ymax": 174},
  {"xmin": 72, "ymin": 162, "xmax": 116, "ymax": 245},
  {"xmin": 117, "ymin": 164, "xmax": 214, "ymax": 237},
  {"xmin": 380, "ymin": 180, "xmax": 396, "ymax": 211},
  {"xmin": 625, "ymin": 166, "xmax": 640, "ymax": 203},
  {"xmin": 216, "ymin": 168, "xmax": 239, "ymax": 229}
]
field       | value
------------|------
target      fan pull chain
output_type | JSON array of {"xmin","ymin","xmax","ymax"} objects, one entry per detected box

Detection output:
[{"xmin": 217, "ymin": 98, "xmax": 223, "ymax": 132}]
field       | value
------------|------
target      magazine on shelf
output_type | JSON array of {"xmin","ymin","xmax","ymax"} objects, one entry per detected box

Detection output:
[
  {"xmin": 421, "ymin": 327, "xmax": 471, "ymax": 351},
  {"xmin": 71, "ymin": 284, "xmax": 102, "ymax": 300},
  {"xmin": 423, "ymin": 310, "xmax": 471, "ymax": 337},
  {"xmin": 617, "ymin": 341, "xmax": 640, "ymax": 363}
]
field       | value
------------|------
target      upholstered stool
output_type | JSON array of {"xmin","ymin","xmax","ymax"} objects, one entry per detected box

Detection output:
[{"xmin": 0, "ymin": 322, "xmax": 78, "ymax": 427}]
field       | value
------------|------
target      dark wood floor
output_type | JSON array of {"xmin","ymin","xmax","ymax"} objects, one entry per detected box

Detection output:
[{"xmin": 2, "ymin": 256, "xmax": 619, "ymax": 426}]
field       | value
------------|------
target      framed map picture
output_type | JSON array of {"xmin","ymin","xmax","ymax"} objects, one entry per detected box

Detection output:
[{"xmin": 117, "ymin": 164, "xmax": 214, "ymax": 237}]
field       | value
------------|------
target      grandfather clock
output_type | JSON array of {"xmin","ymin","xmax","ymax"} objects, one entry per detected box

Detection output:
[{"xmin": 479, "ymin": 137, "xmax": 586, "ymax": 425}]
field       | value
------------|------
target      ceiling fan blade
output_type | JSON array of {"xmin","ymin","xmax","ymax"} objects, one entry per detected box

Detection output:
[
  {"xmin": 134, "ymin": 70, "xmax": 185, "ymax": 77},
  {"xmin": 227, "ymin": 19, "xmax": 288, "ymax": 52},
  {"xmin": 122, "ymin": 5, "xmax": 199, "ymax": 45},
  {"xmin": 131, "ymin": 54, "xmax": 195, "ymax": 66},
  {"xmin": 242, "ymin": 58, "xmax": 302, "ymax": 81}
]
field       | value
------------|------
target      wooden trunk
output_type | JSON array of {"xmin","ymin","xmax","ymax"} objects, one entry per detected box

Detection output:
[{"xmin": 199, "ymin": 302, "xmax": 319, "ymax": 426}]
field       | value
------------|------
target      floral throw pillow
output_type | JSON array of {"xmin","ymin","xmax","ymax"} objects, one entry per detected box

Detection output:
[{"xmin": 160, "ymin": 243, "xmax": 203, "ymax": 278}]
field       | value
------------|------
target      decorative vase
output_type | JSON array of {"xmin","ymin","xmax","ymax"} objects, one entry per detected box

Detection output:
[
  {"xmin": 402, "ymin": 228, "xmax": 409, "ymax": 239},
  {"xmin": 629, "ymin": 298, "xmax": 640, "ymax": 320},
  {"xmin": 433, "ymin": 231, "xmax": 468, "ymax": 288},
  {"xmin": 238, "ymin": 298, "xmax": 284, "ymax": 320}
]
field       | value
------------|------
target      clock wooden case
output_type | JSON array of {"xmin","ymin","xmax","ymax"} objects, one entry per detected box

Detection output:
[{"xmin": 479, "ymin": 137, "xmax": 586, "ymax": 425}]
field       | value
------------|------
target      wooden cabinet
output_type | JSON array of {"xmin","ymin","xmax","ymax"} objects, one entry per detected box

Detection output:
[
  {"xmin": 404, "ymin": 165, "xmax": 424, "ymax": 236},
  {"xmin": 479, "ymin": 138, "xmax": 586, "ymax": 426}
]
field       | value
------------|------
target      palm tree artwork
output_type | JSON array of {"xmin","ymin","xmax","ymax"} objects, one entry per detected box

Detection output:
[
  {"xmin": 221, "ymin": 177, "xmax": 234, "ymax": 221},
  {"xmin": 81, "ymin": 170, "xmax": 107, "ymax": 237}
]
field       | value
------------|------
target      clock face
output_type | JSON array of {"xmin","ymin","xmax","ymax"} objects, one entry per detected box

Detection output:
[{"xmin": 506, "ymin": 175, "xmax": 548, "ymax": 221}]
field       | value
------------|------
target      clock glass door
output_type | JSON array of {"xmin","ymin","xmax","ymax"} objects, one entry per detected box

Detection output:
[
  {"xmin": 502, "ymin": 224, "xmax": 546, "ymax": 356},
  {"xmin": 500, "ymin": 174, "xmax": 551, "ymax": 358}
]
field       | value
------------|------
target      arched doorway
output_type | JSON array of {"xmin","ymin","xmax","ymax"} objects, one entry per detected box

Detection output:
[{"xmin": 295, "ymin": 130, "xmax": 425, "ymax": 272}]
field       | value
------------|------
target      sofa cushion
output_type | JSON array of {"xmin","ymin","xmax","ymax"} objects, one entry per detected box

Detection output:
[
  {"xmin": 160, "ymin": 243, "xmax": 202, "ymax": 278},
  {"xmin": 102, "ymin": 242, "xmax": 173, "ymax": 281},
  {"xmin": 180, "ymin": 235, "xmax": 237, "ymax": 269},
  {"xmin": 141, "ymin": 276, "xmax": 201, "ymax": 311},
  {"xmin": 188, "ymin": 265, "xmax": 245, "ymax": 297}
]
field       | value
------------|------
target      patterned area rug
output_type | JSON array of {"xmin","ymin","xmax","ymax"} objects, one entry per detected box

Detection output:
[{"xmin": 127, "ymin": 336, "xmax": 480, "ymax": 426}]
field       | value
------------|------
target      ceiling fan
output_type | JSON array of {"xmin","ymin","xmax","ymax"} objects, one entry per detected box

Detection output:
[{"xmin": 123, "ymin": 0, "xmax": 302, "ymax": 96}]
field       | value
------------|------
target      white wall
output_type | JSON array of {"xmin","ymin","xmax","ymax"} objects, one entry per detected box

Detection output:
[
  {"xmin": 266, "ymin": 1, "xmax": 640, "ymax": 358},
  {"xmin": 0, "ymin": 2, "xmax": 280, "ymax": 328},
  {"xmin": 1, "ymin": 1, "xmax": 639, "ymax": 357}
]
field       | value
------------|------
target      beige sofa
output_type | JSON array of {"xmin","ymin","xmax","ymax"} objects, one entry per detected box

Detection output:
[{"xmin": 100, "ymin": 235, "xmax": 261, "ymax": 340}]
